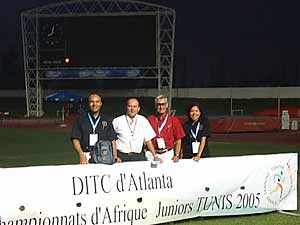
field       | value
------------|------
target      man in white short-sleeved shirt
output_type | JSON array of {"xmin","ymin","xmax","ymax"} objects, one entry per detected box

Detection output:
[{"xmin": 112, "ymin": 98, "xmax": 159, "ymax": 162}]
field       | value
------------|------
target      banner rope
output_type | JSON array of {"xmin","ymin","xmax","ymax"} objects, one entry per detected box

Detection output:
[{"xmin": 278, "ymin": 210, "xmax": 300, "ymax": 217}]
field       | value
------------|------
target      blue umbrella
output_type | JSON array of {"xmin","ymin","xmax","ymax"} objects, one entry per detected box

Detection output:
[{"xmin": 45, "ymin": 91, "xmax": 84, "ymax": 123}]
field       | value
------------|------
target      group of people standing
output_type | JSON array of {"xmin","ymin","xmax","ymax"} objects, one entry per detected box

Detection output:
[{"xmin": 71, "ymin": 93, "xmax": 211, "ymax": 164}]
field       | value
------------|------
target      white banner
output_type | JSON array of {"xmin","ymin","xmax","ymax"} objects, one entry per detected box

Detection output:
[{"xmin": 0, "ymin": 153, "xmax": 298, "ymax": 225}]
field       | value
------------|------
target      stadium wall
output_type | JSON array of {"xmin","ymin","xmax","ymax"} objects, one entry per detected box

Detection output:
[{"xmin": 1, "ymin": 87, "xmax": 299, "ymax": 133}]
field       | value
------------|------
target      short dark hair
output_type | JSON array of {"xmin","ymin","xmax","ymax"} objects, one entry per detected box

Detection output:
[
  {"xmin": 88, "ymin": 93, "xmax": 102, "ymax": 103},
  {"xmin": 126, "ymin": 97, "xmax": 140, "ymax": 107}
]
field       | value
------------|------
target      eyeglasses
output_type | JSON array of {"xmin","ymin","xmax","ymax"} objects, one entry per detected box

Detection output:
[{"xmin": 157, "ymin": 102, "xmax": 167, "ymax": 106}]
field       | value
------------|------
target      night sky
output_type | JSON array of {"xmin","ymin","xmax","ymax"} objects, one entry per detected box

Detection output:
[{"xmin": 1, "ymin": 0, "xmax": 300, "ymax": 89}]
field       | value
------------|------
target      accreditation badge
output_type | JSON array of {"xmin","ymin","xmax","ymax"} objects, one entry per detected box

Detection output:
[
  {"xmin": 192, "ymin": 142, "xmax": 200, "ymax": 154},
  {"xmin": 156, "ymin": 137, "xmax": 166, "ymax": 149},
  {"xmin": 89, "ymin": 133, "xmax": 98, "ymax": 146}
]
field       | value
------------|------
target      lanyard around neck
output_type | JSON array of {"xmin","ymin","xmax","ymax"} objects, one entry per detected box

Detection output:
[
  {"xmin": 190, "ymin": 122, "xmax": 200, "ymax": 141},
  {"xmin": 88, "ymin": 112, "xmax": 101, "ymax": 133},
  {"xmin": 125, "ymin": 114, "xmax": 137, "ymax": 136},
  {"xmin": 157, "ymin": 114, "xmax": 168, "ymax": 135}
]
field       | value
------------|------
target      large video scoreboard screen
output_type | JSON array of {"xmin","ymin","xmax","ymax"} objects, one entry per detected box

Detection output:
[{"xmin": 39, "ymin": 15, "xmax": 157, "ymax": 68}]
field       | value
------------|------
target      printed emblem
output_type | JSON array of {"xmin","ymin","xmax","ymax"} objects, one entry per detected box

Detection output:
[
  {"xmin": 263, "ymin": 159, "xmax": 295, "ymax": 206},
  {"xmin": 102, "ymin": 121, "xmax": 107, "ymax": 129}
]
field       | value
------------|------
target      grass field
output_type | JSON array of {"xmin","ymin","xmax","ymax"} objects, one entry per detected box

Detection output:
[{"xmin": 0, "ymin": 128, "xmax": 299, "ymax": 224}]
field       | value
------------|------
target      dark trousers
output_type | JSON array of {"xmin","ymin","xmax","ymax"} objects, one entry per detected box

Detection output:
[{"xmin": 117, "ymin": 151, "xmax": 146, "ymax": 162}]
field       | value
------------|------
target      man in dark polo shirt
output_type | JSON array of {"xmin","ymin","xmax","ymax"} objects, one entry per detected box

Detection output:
[{"xmin": 71, "ymin": 93, "xmax": 120, "ymax": 164}]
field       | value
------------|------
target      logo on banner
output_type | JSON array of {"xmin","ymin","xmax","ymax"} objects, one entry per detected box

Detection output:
[{"xmin": 264, "ymin": 160, "xmax": 294, "ymax": 205}]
